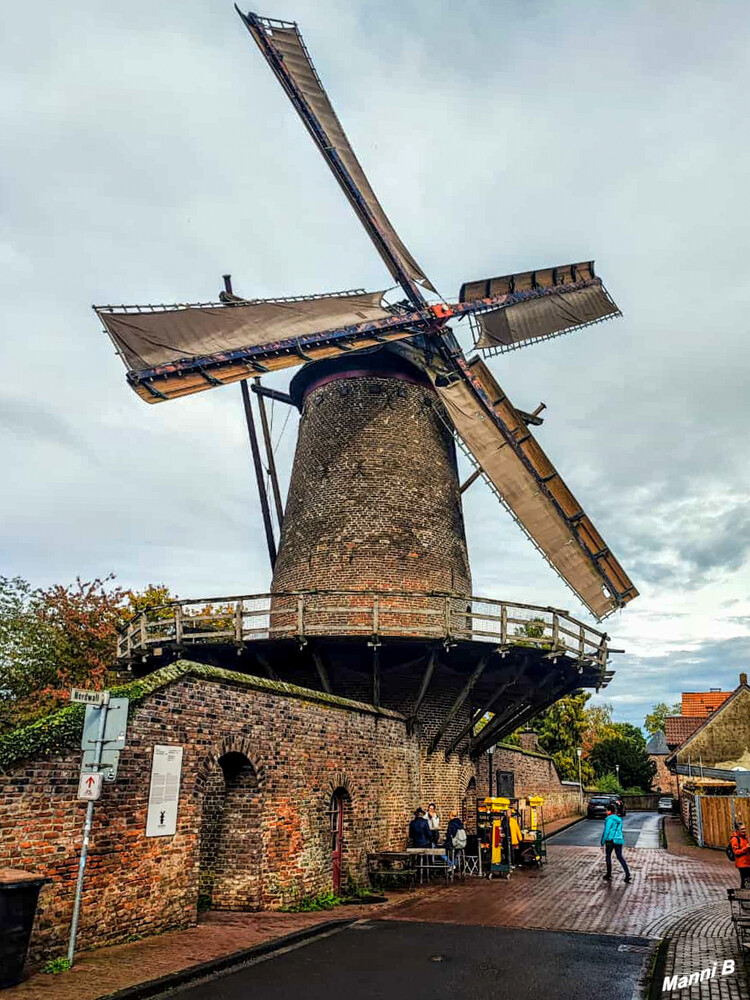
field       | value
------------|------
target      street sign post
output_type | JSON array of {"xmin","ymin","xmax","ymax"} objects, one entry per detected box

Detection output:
[
  {"xmin": 81, "ymin": 698, "xmax": 128, "ymax": 752},
  {"xmin": 67, "ymin": 692, "xmax": 129, "ymax": 966},
  {"xmin": 77, "ymin": 772, "xmax": 103, "ymax": 801},
  {"xmin": 81, "ymin": 749, "xmax": 120, "ymax": 782}
]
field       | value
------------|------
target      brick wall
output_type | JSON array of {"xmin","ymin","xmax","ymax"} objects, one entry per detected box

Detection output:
[
  {"xmin": 650, "ymin": 754, "xmax": 678, "ymax": 797},
  {"xmin": 0, "ymin": 665, "xmax": 478, "ymax": 964},
  {"xmin": 476, "ymin": 742, "xmax": 580, "ymax": 823},
  {"xmin": 271, "ymin": 362, "xmax": 472, "ymax": 599}
]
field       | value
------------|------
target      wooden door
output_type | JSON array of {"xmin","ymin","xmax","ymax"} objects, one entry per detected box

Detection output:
[{"xmin": 330, "ymin": 791, "xmax": 344, "ymax": 893}]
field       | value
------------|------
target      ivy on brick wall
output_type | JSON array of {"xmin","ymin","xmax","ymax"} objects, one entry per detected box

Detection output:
[{"xmin": 0, "ymin": 661, "xmax": 400, "ymax": 773}]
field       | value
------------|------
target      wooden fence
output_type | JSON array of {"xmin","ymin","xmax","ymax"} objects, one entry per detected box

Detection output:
[{"xmin": 681, "ymin": 791, "xmax": 750, "ymax": 848}]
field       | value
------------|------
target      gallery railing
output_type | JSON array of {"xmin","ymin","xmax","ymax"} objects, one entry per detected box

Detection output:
[{"xmin": 117, "ymin": 590, "xmax": 612, "ymax": 671}]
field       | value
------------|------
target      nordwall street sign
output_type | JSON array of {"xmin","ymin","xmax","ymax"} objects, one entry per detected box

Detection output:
[{"xmin": 70, "ymin": 688, "xmax": 107, "ymax": 706}]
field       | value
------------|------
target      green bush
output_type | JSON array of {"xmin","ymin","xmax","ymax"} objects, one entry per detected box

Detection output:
[
  {"xmin": 594, "ymin": 772, "xmax": 624, "ymax": 794},
  {"xmin": 282, "ymin": 890, "xmax": 343, "ymax": 912},
  {"xmin": 41, "ymin": 957, "xmax": 71, "ymax": 975}
]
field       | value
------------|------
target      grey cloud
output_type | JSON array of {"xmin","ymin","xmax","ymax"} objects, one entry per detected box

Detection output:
[
  {"xmin": 1, "ymin": 0, "xmax": 749, "ymax": 720},
  {"xmin": 594, "ymin": 635, "xmax": 750, "ymax": 727}
]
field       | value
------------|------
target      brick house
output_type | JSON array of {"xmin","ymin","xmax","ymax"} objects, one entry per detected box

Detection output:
[
  {"xmin": 667, "ymin": 674, "xmax": 750, "ymax": 772},
  {"xmin": 664, "ymin": 686, "xmax": 734, "ymax": 751},
  {"xmin": 0, "ymin": 661, "xmax": 584, "ymax": 966}
]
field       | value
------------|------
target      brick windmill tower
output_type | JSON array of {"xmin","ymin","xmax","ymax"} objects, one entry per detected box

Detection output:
[{"xmin": 104, "ymin": 10, "xmax": 638, "ymax": 758}]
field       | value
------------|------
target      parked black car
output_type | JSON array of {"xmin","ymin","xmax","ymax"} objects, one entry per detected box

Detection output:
[
  {"xmin": 587, "ymin": 795, "xmax": 626, "ymax": 819},
  {"xmin": 587, "ymin": 796, "xmax": 613, "ymax": 819}
]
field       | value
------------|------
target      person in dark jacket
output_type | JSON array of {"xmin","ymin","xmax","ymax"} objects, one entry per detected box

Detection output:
[
  {"xmin": 444, "ymin": 811, "xmax": 466, "ymax": 870},
  {"xmin": 408, "ymin": 808, "xmax": 432, "ymax": 848},
  {"xmin": 445, "ymin": 812, "xmax": 465, "ymax": 848}
]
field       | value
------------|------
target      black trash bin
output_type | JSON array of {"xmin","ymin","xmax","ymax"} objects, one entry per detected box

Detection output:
[{"xmin": 0, "ymin": 869, "xmax": 49, "ymax": 988}]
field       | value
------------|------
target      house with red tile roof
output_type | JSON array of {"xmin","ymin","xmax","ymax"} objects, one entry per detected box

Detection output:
[{"xmin": 663, "ymin": 686, "xmax": 735, "ymax": 751}]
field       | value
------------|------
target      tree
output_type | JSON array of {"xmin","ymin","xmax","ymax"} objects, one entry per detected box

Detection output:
[
  {"xmin": 581, "ymin": 702, "xmax": 616, "ymax": 752},
  {"xmin": 0, "ymin": 576, "xmax": 172, "ymax": 732},
  {"xmin": 525, "ymin": 692, "xmax": 595, "ymax": 783},
  {"xmin": 644, "ymin": 702, "xmax": 680, "ymax": 736},
  {"xmin": 588, "ymin": 735, "xmax": 656, "ymax": 792},
  {"xmin": 606, "ymin": 722, "xmax": 647, "ymax": 747}
]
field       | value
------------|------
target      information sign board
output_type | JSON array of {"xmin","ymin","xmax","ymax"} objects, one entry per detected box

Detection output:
[{"xmin": 145, "ymin": 746, "xmax": 183, "ymax": 837}]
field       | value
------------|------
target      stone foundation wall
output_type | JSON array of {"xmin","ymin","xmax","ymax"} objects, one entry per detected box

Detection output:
[{"xmin": 0, "ymin": 664, "xmax": 478, "ymax": 965}]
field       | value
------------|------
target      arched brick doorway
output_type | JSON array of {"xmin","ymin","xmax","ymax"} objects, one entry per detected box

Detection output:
[
  {"xmin": 198, "ymin": 752, "xmax": 262, "ymax": 910},
  {"xmin": 328, "ymin": 787, "xmax": 351, "ymax": 894}
]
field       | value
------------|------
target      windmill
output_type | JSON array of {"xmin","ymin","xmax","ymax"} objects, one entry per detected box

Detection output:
[{"xmin": 103, "ymin": 11, "xmax": 637, "ymax": 751}]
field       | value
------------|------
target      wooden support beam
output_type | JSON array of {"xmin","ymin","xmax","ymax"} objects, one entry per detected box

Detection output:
[
  {"xmin": 251, "ymin": 383, "xmax": 294, "ymax": 407},
  {"xmin": 443, "ymin": 675, "xmax": 514, "ymax": 757},
  {"xmin": 428, "ymin": 654, "xmax": 490, "ymax": 755},
  {"xmin": 254, "ymin": 377, "xmax": 285, "ymax": 531},
  {"xmin": 472, "ymin": 672, "xmax": 570, "ymax": 758},
  {"xmin": 311, "ymin": 649, "xmax": 332, "ymax": 694},
  {"xmin": 254, "ymin": 651, "xmax": 279, "ymax": 682},
  {"xmin": 372, "ymin": 644, "xmax": 380, "ymax": 707},
  {"xmin": 408, "ymin": 648, "xmax": 438, "ymax": 732},
  {"xmin": 240, "ymin": 379, "xmax": 276, "ymax": 569},
  {"xmin": 459, "ymin": 468, "xmax": 483, "ymax": 494}
]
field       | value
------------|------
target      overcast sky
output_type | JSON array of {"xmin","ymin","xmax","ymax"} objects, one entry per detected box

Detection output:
[{"xmin": 2, "ymin": 0, "xmax": 749, "ymax": 726}]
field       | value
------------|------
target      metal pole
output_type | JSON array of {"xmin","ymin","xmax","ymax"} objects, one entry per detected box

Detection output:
[
  {"xmin": 254, "ymin": 377, "xmax": 285, "ymax": 530},
  {"xmin": 240, "ymin": 379, "xmax": 277, "ymax": 569},
  {"xmin": 577, "ymin": 749, "xmax": 583, "ymax": 814},
  {"xmin": 68, "ymin": 692, "xmax": 110, "ymax": 965},
  {"xmin": 223, "ymin": 272, "xmax": 277, "ymax": 569}
]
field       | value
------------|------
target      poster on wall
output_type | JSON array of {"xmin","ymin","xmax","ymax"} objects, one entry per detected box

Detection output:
[{"xmin": 145, "ymin": 745, "xmax": 183, "ymax": 837}]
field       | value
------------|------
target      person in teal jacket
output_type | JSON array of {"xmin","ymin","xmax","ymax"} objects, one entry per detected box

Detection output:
[{"xmin": 601, "ymin": 803, "xmax": 631, "ymax": 882}]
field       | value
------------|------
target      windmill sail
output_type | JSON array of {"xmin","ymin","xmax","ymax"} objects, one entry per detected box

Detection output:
[
  {"xmin": 460, "ymin": 261, "xmax": 620, "ymax": 354},
  {"xmin": 95, "ymin": 290, "xmax": 410, "ymax": 403},
  {"xmin": 237, "ymin": 11, "xmax": 435, "ymax": 299},
  {"xmin": 434, "ymin": 356, "xmax": 637, "ymax": 619}
]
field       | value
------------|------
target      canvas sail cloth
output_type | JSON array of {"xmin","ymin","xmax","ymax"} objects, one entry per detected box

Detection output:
[
  {"xmin": 240, "ymin": 14, "xmax": 434, "ymax": 293},
  {"xmin": 97, "ymin": 291, "xmax": 392, "ymax": 372},
  {"xmin": 460, "ymin": 262, "xmax": 620, "ymax": 351},
  {"xmin": 435, "ymin": 357, "xmax": 637, "ymax": 619}
]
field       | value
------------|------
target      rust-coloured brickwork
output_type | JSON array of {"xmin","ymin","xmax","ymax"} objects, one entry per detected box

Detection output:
[
  {"xmin": 0, "ymin": 668, "xmax": 478, "ymax": 965},
  {"xmin": 271, "ymin": 364, "xmax": 472, "ymax": 598},
  {"xmin": 476, "ymin": 742, "xmax": 581, "ymax": 823}
]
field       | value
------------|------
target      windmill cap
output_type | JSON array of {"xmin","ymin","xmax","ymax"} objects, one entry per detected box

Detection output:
[{"xmin": 289, "ymin": 347, "xmax": 431, "ymax": 409}]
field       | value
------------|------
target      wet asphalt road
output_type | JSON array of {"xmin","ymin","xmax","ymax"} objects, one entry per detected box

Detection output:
[
  {"xmin": 168, "ymin": 920, "xmax": 652, "ymax": 1000},
  {"xmin": 549, "ymin": 811, "xmax": 661, "ymax": 848}
]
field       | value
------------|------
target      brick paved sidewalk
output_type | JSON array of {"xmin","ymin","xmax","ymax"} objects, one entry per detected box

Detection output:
[
  {"xmin": 386, "ymin": 845, "xmax": 733, "ymax": 937},
  {"xmin": 646, "ymin": 901, "xmax": 749, "ymax": 1000}
]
